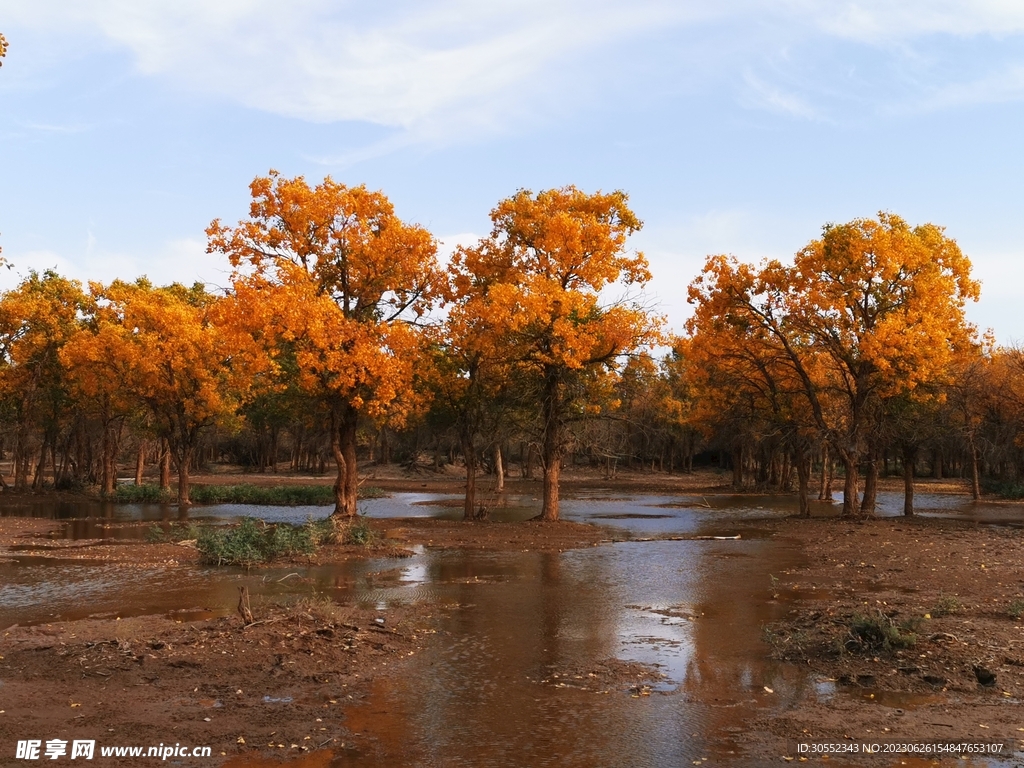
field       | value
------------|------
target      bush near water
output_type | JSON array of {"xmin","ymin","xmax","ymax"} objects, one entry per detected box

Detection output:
[{"xmin": 109, "ymin": 483, "xmax": 386, "ymax": 505}]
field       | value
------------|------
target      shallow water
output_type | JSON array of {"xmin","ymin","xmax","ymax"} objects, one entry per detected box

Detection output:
[{"xmin": 2, "ymin": 489, "xmax": 1020, "ymax": 766}]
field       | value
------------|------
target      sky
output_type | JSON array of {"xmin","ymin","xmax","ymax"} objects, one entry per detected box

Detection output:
[{"xmin": 1, "ymin": 0, "xmax": 1023, "ymax": 341}]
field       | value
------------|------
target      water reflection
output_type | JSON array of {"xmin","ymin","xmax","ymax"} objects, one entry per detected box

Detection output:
[{"xmin": 3, "ymin": 489, "xmax": 1023, "ymax": 766}]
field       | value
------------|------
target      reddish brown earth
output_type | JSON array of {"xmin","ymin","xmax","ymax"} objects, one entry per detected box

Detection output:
[
  {"xmin": 3, "ymin": 471, "xmax": 1024, "ymax": 764},
  {"xmin": 750, "ymin": 516, "xmax": 1024, "ymax": 761}
]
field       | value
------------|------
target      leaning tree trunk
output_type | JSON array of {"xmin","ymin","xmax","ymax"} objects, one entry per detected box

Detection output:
[
  {"xmin": 330, "ymin": 403, "xmax": 360, "ymax": 518},
  {"xmin": 902, "ymin": 444, "xmax": 917, "ymax": 516}
]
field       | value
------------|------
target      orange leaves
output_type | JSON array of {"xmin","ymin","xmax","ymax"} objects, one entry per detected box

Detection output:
[
  {"xmin": 454, "ymin": 187, "xmax": 660, "ymax": 380},
  {"xmin": 447, "ymin": 186, "xmax": 661, "ymax": 519},
  {"xmin": 683, "ymin": 213, "xmax": 981, "ymax": 511},
  {"xmin": 211, "ymin": 172, "xmax": 439, "ymax": 430}
]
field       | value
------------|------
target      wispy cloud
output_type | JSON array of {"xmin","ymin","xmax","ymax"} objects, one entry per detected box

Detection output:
[
  {"xmin": 740, "ymin": 69, "xmax": 824, "ymax": 120},
  {"xmin": 4, "ymin": 0, "xmax": 1024, "ymax": 144},
  {"xmin": 2, "ymin": 0, "xmax": 702, "ymax": 141}
]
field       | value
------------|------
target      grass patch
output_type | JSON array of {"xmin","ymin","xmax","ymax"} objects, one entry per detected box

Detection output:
[
  {"xmin": 109, "ymin": 484, "xmax": 172, "ymax": 503},
  {"xmin": 762, "ymin": 625, "xmax": 809, "ymax": 660},
  {"xmin": 845, "ymin": 612, "xmax": 920, "ymax": 653},
  {"xmin": 109, "ymin": 483, "xmax": 388, "ymax": 506},
  {"xmin": 337, "ymin": 516, "xmax": 378, "ymax": 546},
  {"xmin": 932, "ymin": 595, "xmax": 964, "ymax": 617},
  {"xmin": 981, "ymin": 478, "xmax": 1024, "ymax": 499},
  {"xmin": 1007, "ymin": 599, "xmax": 1024, "ymax": 621},
  {"xmin": 196, "ymin": 517, "xmax": 336, "ymax": 567}
]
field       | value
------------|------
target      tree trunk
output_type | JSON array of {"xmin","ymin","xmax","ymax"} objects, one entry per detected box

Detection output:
[
  {"xmin": 33, "ymin": 442, "xmax": 48, "ymax": 491},
  {"xmin": 176, "ymin": 447, "xmax": 192, "ymax": 506},
  {"xmin": 462, "ymin": 434, "xmax": 477, "ymax": 520},
  {"xmin": 135, "ymin": 441, "xmax": 146, "ymax": 486},
  {"xmin": 860, "ymin": 453, "xmax": 878, "ymax": 516},
  {"xmin": 542, "ymin": 453, "xmax": 561, "ymax": 521},
  {"xmin": 159, "ymin": 438, "xmax": 172, "ymax": 491},
  {"xmin": 731, "ymin": 445, "xmax": 743, "ymax": 489},
  {"xmin": 494, "ymin": 444, "xmax": 504, "ymax": 492},
  {"xmin": 330, "ymin": 404, "xmax": 360, "ymax": 518},
  {"xmin": 840, "ymin": 451, "xmax": 859, "ymax": 518},
  {"xmin": 932, "ymin": 449, "xmax": 943, "ymax": 479},
  {"xmin": 969, "ymin": 441, "xmax": 981, "ymax": 500},
  {"xmin": 902, "ymin": 445, "xmax": 917, "ymax": 516},
  {"xmin": 14, "ymin": 422, "xmax": 29, "ymax": 491},
  {"xmin": 541, "ymin": 374, "xmax": 563, "ymax": 520},
  {"xmin": 101, "ymin": 416, "xmax": 120, "ymax": 496},
  {"xmin": 795, "ymin": 446, "xmax": 811, "ymax": 518}
]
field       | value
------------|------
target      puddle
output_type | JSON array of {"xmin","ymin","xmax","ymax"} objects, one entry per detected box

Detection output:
[{"xmin": 4, "ymin": 489, "xmax": 1022, "ymax": 766}]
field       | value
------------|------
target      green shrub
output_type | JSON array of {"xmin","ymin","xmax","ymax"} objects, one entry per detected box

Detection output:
[
  {"xmin": 980, "ymin": 478, "xmax": 1024, "ymax": 499},
  {"xmin": 932, "ymin": 595, "xmax": 964, "ymax": 617},
  {"xmin": 1008, "ymin": 599, "xmax": 1024, "ymax": 621},
  {"xmin": 847, "ymin": 612, "xmax": 920, "ymax": 653},
  {"xmin": 196, "ymin": 517, "xmax": 334, "ymax": 566},
  {"xmin": 339, "ymin": 517, "xmax": 377, "ymax": 546},
  {"xmin": 189, "ymin": 484, "xmax": 388, "ymax": 506},
  {"xmin": 109, "ymin": 483, "xmax": 387, "ymax": 506},
  {"xmin": 110, "ymin": 484, "xmax": 172, "ymax": 503}
]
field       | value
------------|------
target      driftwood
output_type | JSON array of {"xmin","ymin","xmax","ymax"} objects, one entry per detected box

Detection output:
[{"xmin": 237, "ymin": 586, "xmax": 254, "ymax": 626}]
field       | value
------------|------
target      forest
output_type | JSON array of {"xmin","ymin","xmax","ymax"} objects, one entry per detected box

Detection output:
[{"xmin": 1, "ymin": 173, "xmax": 1022, "ymax": 522}]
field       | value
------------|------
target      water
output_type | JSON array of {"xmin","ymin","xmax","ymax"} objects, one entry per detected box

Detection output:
[{"xmin": 2, "ymin": 488, "xmax": 1021, "ymax": 766}]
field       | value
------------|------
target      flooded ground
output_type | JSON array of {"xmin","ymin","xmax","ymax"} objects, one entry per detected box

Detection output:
[{"xmin": 2, "ymin": 488, "xmax": 1022, "ymax": 766}]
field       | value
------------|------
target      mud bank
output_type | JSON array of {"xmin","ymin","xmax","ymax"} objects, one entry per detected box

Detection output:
[{"xmin": 751, "ymin": 516, "xmax": 1024, "ymax": 760}]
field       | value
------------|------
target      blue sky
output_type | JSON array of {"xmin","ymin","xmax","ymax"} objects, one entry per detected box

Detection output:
[{"xmin": 1, "ymin": 1, "xmax": 1023, "ymax": 340}]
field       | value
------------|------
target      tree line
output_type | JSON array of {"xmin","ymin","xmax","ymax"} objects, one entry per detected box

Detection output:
[{"xmin": 2, "ymin": 173, "xmax": 1022, "ymax": 521}]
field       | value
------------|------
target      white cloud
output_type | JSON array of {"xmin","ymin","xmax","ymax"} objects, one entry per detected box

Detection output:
[
  {"xmin": 1, "ymin": 237, "xmax": 223, "ymax": 292},
  {"xmin": 909, "ymin": 64, "xmax": 1024, "ymax": 110},
  {"xmin": 4, "ymin": 0, "xmax": 1024, "ymax": 143},
  {"xmin": 1, "ymin": 0, "xmax": 703, "ymax": 140},
  {"xmin": 798, "ymin": 0, "xmax": 1024, "ymax": 42}
]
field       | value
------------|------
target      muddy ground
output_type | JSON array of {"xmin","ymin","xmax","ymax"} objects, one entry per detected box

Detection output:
[
  {"xmin": 3, "ymin": 470, "xmax": 1023, "ymax": 764},
  {"xmin": 753, "ymin": 516, "xmax": 1024, "ymax": 760},
  {"xmin": 0, "ymin": 515, "xmax": 646, "ymax": 767}
]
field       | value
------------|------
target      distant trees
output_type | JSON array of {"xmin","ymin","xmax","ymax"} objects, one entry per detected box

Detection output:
[{"xmin": 7, "ymin": 189, "xmax": 1024, "ymax": 521}]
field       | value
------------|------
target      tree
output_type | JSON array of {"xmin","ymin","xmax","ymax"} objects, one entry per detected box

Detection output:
[
  {"xmin": 208, "ymin": 171, "xmax": 440, "ymax": 518},
  {"xmin": 687, "ymin": 213, "xmax": 979, "ymax": 517},
  {"xmin": 85, "ymin": 280, "xmax": 258, "ymax": 505},
  {"xmin": 0, "ymin": 271, "xmax": 87, "ymax": 490},
  {"xmin": 452, "ymin": 187, "xmax": 661, "ymax": 520}
]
